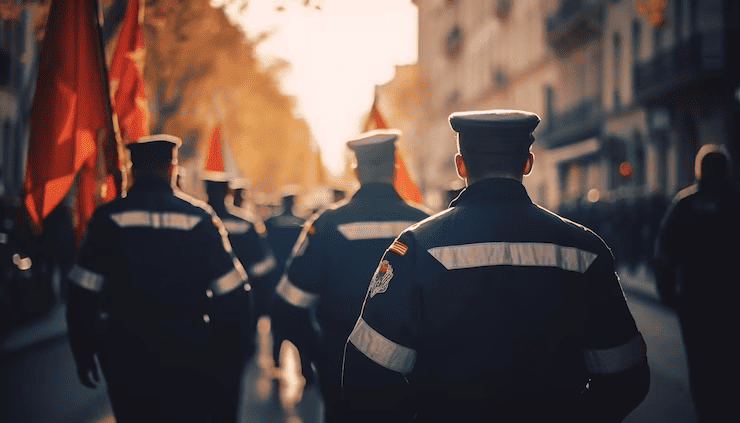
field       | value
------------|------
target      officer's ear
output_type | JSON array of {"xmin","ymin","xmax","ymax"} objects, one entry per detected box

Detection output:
[
  {"xmin": 523, "ymin": 152, "xmax": 534, "ymax": 176},
  {"xmin": 454, "ymin": 153, "xmax": 467, "ymax": 180}
]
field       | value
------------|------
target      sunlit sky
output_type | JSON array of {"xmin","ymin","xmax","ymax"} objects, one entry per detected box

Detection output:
[{"xmin": 212, "ymin": 0, "xmax": 418, "ymax": 176}]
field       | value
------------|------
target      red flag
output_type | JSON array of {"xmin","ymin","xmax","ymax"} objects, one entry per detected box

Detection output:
[
  {"xmin": 23, "ymin": 0, "xmax": 121, "ymax": 245},
  {"xmin": 362, "ymin": 96, "xmax": 423, "ymax": 204},
  {"xmin": 203, "ymin": 124, "xmax": 240, "ymax": 182},
  {"xmin": 110, "ymin": 0, "xmax": 149, "ymax": 143}
]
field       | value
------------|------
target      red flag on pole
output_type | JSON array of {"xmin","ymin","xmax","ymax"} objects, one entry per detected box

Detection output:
[
  {"xmin": 362, "ymin": 95, "xmax": 423, "ymax": 204},
  {"xmin": 110, "ymin": 0, "xmax": 149, "ymax": 144},
  {"xmin": 203, "ymin": 124, "xmax": 240, "ymax": 182},
  {"xmin": 23, "ymin": 0, "xmax": 121, "ymax": 245}
]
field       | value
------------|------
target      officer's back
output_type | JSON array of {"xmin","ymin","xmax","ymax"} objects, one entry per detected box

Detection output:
[
  {"xmin": 342, "ymin": 111, "xmax": 650, "ymax": 423},
  {"xmin": 265, "ymin": 192, "xmax": 305, "ymax": 275},
  {"xmin": 66, "ymin": 135, "xmax": 247, "ymax": 422},
  {"xmin": 272, "ymin": 130, "xmax": 430, "ymax": 423}
]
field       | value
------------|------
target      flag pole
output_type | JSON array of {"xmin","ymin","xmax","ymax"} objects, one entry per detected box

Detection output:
[{"xmin": 93, "ymin": 0, "xmax": 126, "ymax": 199}]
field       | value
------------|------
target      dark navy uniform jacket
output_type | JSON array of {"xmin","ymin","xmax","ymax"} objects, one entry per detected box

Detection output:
[
  {"xmin": 66, "ymin": 177, "xmax": 249, "ymax": 419},
  {"xmin": 271, "ymin": 183, "xmax": 430, "ymax": 381},
  {"xmin": 213, "ymin": 202, "xmax": 280, "ymax": 322},
  {"xmin": 342, "ymin": 178, "xmax": 648, "ymax": 422},
  {"xmin": 265, "ymin": 210, "xmax": 305, "ymax": 276}
]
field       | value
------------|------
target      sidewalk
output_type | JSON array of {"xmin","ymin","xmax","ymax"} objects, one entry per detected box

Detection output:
[
  {"xmin": 617, "ymin": 262, "xmax": 662, "ymax": 304},
  {"xmin": 0, "ymin": 303, "xmax": 68, "ymax": 355}
]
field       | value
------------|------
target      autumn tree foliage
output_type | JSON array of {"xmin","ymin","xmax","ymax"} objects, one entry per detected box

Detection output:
[
  {"xmin": 6, "ymin": 0, "xmax": 325, "ymax": 196},
  {"xmin": 134, "ymin": 0, "xmax": 324, "ymax": 195}
]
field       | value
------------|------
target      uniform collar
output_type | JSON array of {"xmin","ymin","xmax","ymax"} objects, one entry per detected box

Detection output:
[
  {"xmin": 352, "ymin": 182, "xmax": 403, "ymax": 201},
  {"xmin": 450, "ymin": 178, "xmax": 531, "ymax": 207},
  {"xmin": 129, "ymin": 176, "xmax": 174, "ymax": 193}
]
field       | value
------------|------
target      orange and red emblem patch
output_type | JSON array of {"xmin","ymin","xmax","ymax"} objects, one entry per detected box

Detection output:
[{"xmin": 389, "ymin": 240, "xmax": 408, "ymax": 256}]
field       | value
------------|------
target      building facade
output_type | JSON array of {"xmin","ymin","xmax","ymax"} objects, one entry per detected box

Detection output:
[
  {"xmin": 412, "ymin": 0, "xmax": 558, "ymax": 211},
  {"xmin": 1, "ymin": 4, "xmax": 41, "ymax": 208},
  {"xmin": 412, "ymin": 0, "xmax": 739, "ymax": 216}
]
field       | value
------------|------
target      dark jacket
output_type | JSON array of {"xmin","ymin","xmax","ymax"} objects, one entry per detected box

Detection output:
[
  {"xmin": 342, "ymin": 178, "xmax": 650, "ymax": 423},
  {"xmin": 271, "ymin": 183, "xmax": 430, "ymax": 380},
  {"xmin": 66, "ymin": 177, "xmax": 249, "ymax": 421}
]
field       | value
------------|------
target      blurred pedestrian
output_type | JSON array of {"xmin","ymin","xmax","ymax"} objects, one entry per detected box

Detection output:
[
  {"xmin": 342, "ymin": 110, "xmax": 650, "ymax": 423},
  {"xmin": 66, "ymin": 135, "xmax": 251, "ymax": 422},
  {"xmin": 264, "ymin": 188, "xmax": 313, "ymax": 384},
  {"xmin": 654, "ymin": 143, "xmax": 740, "ymax": 422},
  {"xmin": 203, "ymin": 172, "xmax": 280, "ymax": 423},
  {"xmin": 271, "ymin": 129, "xmax": 431, "ymax": 422}
]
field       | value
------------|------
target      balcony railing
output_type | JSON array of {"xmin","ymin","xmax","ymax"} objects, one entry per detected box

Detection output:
[
  {"xmin": 634, "ymin": 31, "xmax": 726, "ymax": 103},
  {"xmin": 546, "ymin": 0, "xmax": 603, "ymax": 57},
  {"xmin": 543, "ymin": 98, "xmax": 603, "ymax": 148}
]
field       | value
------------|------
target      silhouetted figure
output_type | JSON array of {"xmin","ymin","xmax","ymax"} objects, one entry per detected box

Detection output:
[
  {"xmin": 264, "ymin": 190, "xmax": 311, "ymax": 382},
  {"xmin": 203, "ymin": 177, "xmax": 280, "ymax": 423},
  {"xmin": 342, "ymin": 111, "xmax": 650, "ymax": 423},
  {"xmin": 654, "ymin": 144, "xmax": 740, "ymax": 422},
  {"xmin": 271, "ymin": 130, "xmax": 431, "ymax": 422},
  {"xmin": 66, "ymin": 135, "xmax": 250, "ymax": 422}
]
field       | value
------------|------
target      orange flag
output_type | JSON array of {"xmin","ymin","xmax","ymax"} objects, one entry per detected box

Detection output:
[
  {"xmin": 24, "ymin": 0, "xmax": 121, "ymax": 245},
  {"xmin": 109, "ymin": 0, "xmax": 149, "ymax": 143},
  {"xmin": 362, "ymin": 96, "xmax": 423, "ymax": 204}
]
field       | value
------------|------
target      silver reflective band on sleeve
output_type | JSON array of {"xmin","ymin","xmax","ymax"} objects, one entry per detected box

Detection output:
[
  {"xmin": 0, "ymin": 232, "xmax": 7, "ymax": 244},
  {"xmin": 275, "ymin": 275, "xmax": 318, "ymax": 309},
  {"xmin": 348, "ymin": 317, "xmax": 416, "ymax": 374},
  {"xmin": 210, "ymin": 267, "xmax": 244, "ymax": 296},
  {"xmin": 427, "ymin": 242, "xmax": 598, "ymax": 273},
  {"xmin": 111, "ymin": 211, "xmax": 202, "ymax": 230},
  {"xmin": 68, "ymin": 264, "xmax": 106, "ymax": 293},
  {"xmin": 222, "ymin": 219, "xmax": 251, "ymax": 234},
  {"xmin": 250, "ymin": 255, "xmax": 276, "ymax": 277},
  {"xmin": 584, "ymin": 333, "xmax": 647, "ymax": 374},
  {"xmin": 337, "ymin": 221, "xmax": 417, "ymax": 240}
]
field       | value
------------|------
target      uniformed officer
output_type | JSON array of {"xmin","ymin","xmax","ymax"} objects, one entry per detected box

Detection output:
[
  {"xmin": 264, "ymin": 188, "xmax": 313, "ymax": 383},
  {"xmin": 271, "ymin": 129, "xmax": 431, "ymax": 422},
  {"xmin": 342, "ymin": 110, "xmax": 651, "ymax": 423},
  {"xmin": 66, "ymin": 135, "xmax": 250, "ymax": 422},
  {"xmin": 203, "ymin": 172, "xmax": 281, "ymax": 422},
  {"xmin": 654, "ymin": 144, "xmax": 740, "ymax": 422}
]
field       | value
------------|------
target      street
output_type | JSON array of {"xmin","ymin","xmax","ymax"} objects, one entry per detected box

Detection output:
[{"xmin": 1, "ymin": 289, "xmax": 697, "ymax": 423}]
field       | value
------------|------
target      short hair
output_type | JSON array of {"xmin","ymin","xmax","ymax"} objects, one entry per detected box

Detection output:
[{"xmin": 460, "ymin": 150, "xmax": 530, "ymax": 180}]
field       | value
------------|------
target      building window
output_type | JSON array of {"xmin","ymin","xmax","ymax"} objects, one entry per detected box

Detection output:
[
  {"xmin": 445, "ymin": 25, "xmax": 464, "ymax": 59},
  {"xmin": 613, "ymin": 32, "xmax": 622, "ymax": 111},
  {"xmin": 495, "ymin": 0, "xmax": 512, "ymax": 20}
]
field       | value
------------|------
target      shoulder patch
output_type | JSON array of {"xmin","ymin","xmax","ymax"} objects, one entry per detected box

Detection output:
[
  {"xmin": 389, "ymin": 240, "xmax": 408, "ymax": 256},
  {"xmin": 369, "ymin": 260, "xmax": 393, "ymax": 298}
]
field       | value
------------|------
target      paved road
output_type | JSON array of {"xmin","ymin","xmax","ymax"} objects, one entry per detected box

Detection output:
[
  {"xmin": 2, "ymin": 295, "xmax": 698, "ymax": 422},
  {"xmin": 622, "ymin": 292, "xmax": 697, "ymax": 422}
]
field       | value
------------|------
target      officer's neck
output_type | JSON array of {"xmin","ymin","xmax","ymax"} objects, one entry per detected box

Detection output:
[
  {"xmin": 466, "ymin": 174, "xmax": 523, "ymax": 186},
  {"xmin": 209, "ymin": 197, "xmax": 229, "ymax": 214}
]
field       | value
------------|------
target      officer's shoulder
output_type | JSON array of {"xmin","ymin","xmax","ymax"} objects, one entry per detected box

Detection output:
[
  {"xmin": 172, "ymin": 190, "xmax": 216, "ymax": 218},
  {"xmin": 400, "ymin": 199, "xmax": 435, "ymax": 218},
  {"xmin": 403, "ymin": 207, "xmax": 455, "ymax": 237},
  {"xmin": 673, "ymin": 184, "xmax": 699, "ymax": 204},
  {"xmin": 226, "ymin": 203, "xmax": 261, "ymax": 224},
  {"xmin": 537, "ymin": 205, "xmax": 610, "ymax": 250},
  {"xmin": 312, "ymin": 199, "xmax": 348, "ymax": 222},
  {"xmin": 92, "ymin": 197, "xmax": 124, "ymax": 220}
]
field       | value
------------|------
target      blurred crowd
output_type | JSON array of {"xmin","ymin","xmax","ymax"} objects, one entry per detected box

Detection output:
[{"xmin": 558, "ymin": 195, "xmax": 670, "ymax": 273}]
